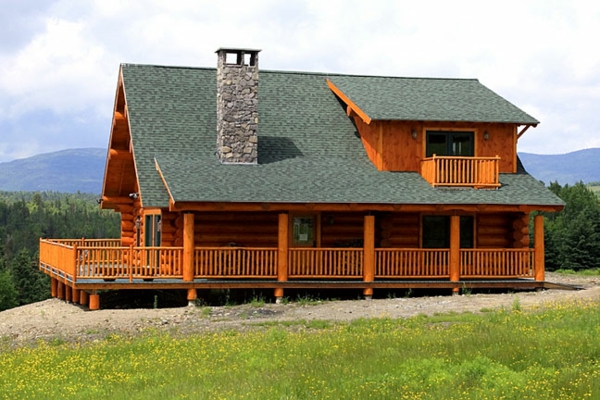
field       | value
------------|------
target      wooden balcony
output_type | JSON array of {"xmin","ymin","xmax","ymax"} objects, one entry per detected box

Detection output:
[
  {"xmin": 421, "ymin": 155, "xmax": 500, "ymax": 188},
  {"xmin": 40, "ymin": 239, "xmax": 537, "ymax": 283}
]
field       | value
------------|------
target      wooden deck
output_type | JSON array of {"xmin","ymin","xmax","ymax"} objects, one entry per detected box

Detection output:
[{"xmin": 39, "ymin": 239, "xmax": 544, "ymax": 309}]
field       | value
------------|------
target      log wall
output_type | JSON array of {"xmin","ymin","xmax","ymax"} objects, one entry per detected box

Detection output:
[
  {"xmin": 119, "ymin": 202, "xmax": 140, "ymax": 247},
  {"xmin": 477, "ymin": 213, "xmax": 529, "ymax": 248},
  {"xmin": 321, "ymin": 212, "xmax": 365, "ymax": 247},
  {"xmin": 353, "ymin": 120, "xmax": 518, "ymax": 173},
  {"xmin": 194, "ymin": 212, "xmax": 279, "ymax": 247},
  {"xmin": 379, "ymin": 213, "xmax": 420, "ymax": 248}
]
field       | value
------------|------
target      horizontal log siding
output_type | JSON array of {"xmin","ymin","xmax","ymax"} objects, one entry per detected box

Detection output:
[
  {"xmin": 376, "ymin": 248, "xmax": 450, "ymax": 278},
  {"xmin": 194, "ymin": 247, "xmax": 277, "ymax": 278},
  {"xmin": 288, "ymin": 248, "xmax": 363, "ymax": 278},
  {"xmin": 461, "ymin": 249, "xmax": 534, "ymax": 278}
]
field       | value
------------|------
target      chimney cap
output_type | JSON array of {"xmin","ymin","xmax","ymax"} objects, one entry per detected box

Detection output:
[{"xmin": 216, "ymin": 48, "xmax": 262, "ymax": 54}]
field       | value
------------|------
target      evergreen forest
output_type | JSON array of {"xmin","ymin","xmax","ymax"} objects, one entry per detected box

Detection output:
[
  {"xmin": 0, "ymin": 183, "xmax": 599, "ymax": 311},
  {"xmin": 0, "ymin": 192, "xmax": 119, "ymax": 311}
]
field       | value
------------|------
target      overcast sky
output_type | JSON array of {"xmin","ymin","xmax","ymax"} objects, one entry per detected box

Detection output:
[{"xmin": 0, "ymin": 0, "xmax": 598, "ymax": 162}]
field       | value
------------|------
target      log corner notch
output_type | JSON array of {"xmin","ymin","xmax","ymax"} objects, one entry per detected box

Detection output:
[{"xmin": 326, "ymin": 79, "xmax": 372, "ymax": 125}]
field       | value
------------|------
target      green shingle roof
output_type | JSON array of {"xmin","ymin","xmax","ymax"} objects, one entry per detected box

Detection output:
[
  {"xmin": 120, "ymin": 64, "xmax": 561, "ymax": 209},
  {"xmin": 328, "ymin": 75, "xmax": 539, "ymax": 124}
]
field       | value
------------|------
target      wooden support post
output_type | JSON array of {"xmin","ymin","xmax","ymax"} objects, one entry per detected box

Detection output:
[
  {"xmin": 57, "ymin": 281, "xmax": 65, "ymax": 300},
  {"xmin": 183, "ymin": 213, "xmax": 195, "ymax": 282},
  {"xmin": 80, "ymin": 290, "xmax": 89, "ymax": 306},
  {"xmin": 72, "ymin": 287, "xmax": 80, "ymax": 304},
  {"xmin": 363, "ymin": 214, "xmax": 375, "ymax": 299},
  {"xmin": 65, "ymin": 285, "xmax": 72, "ymax": 303},
  {"xmin": 187, "ymin": 289, "xmax": 197, "ymax": 304},
  {"xmin": 51, "ymin": 278, "xmax": 58, "ymax": 297},
  {"xmin": 534, "ymin": 214, "xmax": 545, "ymax": 282},
  {"xmin": 450, "ymin": 215, "xmax": 460, "ymax": 294},
  {"xmin": 89, "ymin": 292, "xmax": 100, "ymax": 310},
  {"xmin": 275, "ymin": 213, "xmax": 289, "ymax": 302}
]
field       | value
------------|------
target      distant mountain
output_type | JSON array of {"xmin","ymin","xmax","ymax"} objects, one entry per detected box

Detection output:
[
  {"xmin": 519, "ymin": 148, "xmax": 600, "ymax": 185},
  {"xmin": 0, "ymin": 148, "xmax": 106, "ymax": 194},
  {"xmin": 0, "ymin": 147, "xmax": 596, "ymax": 194}
]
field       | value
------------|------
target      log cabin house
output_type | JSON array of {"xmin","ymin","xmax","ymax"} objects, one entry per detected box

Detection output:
[{"xmin": 39, "ymin": 48, "xmax": 564, "ymax": 309}]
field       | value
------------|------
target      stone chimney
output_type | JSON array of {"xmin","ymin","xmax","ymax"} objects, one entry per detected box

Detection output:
[{"xmin": 216, "ymin": 48, "xmax": 261, "ymax": 164}]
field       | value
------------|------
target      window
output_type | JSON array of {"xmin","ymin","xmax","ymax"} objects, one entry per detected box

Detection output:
[
  {"xmin": 144, "ymin": 214, "xmax": 161, "ymax": 247},
  {"xmin": 422, "ymin": 216, "xmax": 474, "ymax": 248},
  {"xmin": 426, "ymin": 131, "xmax": 474, "ymax": 157},
  {"xmin": 292, "ymin": 216, "xmax": 315, "ymax": 246}
]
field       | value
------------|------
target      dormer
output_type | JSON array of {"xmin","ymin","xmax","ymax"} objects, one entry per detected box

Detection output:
[{"xmin": 327, "ymin": 76, "xmax": 538, "ymax": 189}]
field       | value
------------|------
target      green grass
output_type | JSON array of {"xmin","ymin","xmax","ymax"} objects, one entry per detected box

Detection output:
[
  {"xmin": 554, "ymin": 268, "xmax": 600, "ymax": 276},
  {"xmin": 1, "ymin": 301, "xmax": 599, "ymax": 399}
]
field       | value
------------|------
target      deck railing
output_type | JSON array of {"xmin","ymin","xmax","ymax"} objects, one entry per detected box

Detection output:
[
  {"xmin": 46, "ymin": 238, "xmax": 121, "ymax": 248},
  {"xmin": 194, "ymin": 247, "xmax": 278, "ymax": 278},
  {"xmin": 288, "ymin": 248, "xmax": 363, "ymax": 278},
  {"xmin": 461, "ymin": 249, "xmax": 534, "ymax": 278},
  {"xmin": 39, "ymin": 240, "xmax": 77, "ymax": 280},
  {"xmin": 421, "ymin": 155, "xmax": 500, "ymax": 188},
  {"xmin": 376, "ymin": 248, "xmax": 450, "ymax": 278},
  {"xmin": 76, "ymin": 246, "xmax": 184, "ymax": 280},
  {"xmin": 40, "ymin": 239, "xmax": 538, "ymax": 282}
]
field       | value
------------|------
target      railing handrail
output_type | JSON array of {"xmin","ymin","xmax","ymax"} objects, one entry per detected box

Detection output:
[{"xmin": 422, "ymin": 155, "xmax": 501, "ymax": 161}]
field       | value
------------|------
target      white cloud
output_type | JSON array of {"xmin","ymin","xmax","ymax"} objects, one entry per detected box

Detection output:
[{"xmin": 0, "ymin": 0, "xmax": 599, "ymax": 161}]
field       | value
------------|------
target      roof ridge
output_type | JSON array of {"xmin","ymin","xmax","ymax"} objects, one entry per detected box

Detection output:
[{"xmin": 119, "ymin": 63, "xmax": 479, "ymax": 81}]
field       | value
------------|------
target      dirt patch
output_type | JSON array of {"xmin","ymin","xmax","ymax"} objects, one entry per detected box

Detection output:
[{"xmin": 1, "ymin": 272, "xmax": 598, "ymax": 346}]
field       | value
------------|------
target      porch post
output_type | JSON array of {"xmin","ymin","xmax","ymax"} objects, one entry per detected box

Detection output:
[
  {"xmin": 534, "ymin": 214, "xmax": 545, "ymax": 282},
  {"xmin": 363, "ymin": 214, "xmax": 375, "ymax": 299},
  {"xmin": 450, "ymin": 215, "xmax": 460, "ymax": 294},
  {"xmin": 183, "ymin": 212, "xmax": 197, "ymax": 303},
  {"xmin": 275, "ymin": 212, "xmax": 288, "ymax": 302}
]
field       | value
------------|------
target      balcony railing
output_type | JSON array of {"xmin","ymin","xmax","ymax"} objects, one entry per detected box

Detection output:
[
  {"xmin": 40, "ymin": 239, "xmax": 537, "ymax": 282},
  {"xmin": 421, "ymin": 155, "xmax": 500, "ymax": 188}
]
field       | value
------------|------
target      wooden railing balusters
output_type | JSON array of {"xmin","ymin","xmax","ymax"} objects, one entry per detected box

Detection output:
[{"xmin": 420, "ymin": 155, "xmax": 501, "ymax": 188}]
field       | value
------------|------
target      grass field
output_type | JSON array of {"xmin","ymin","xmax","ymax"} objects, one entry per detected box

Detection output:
[{"xmin": 1, "ymin": 300, "xmax": 599, "ymax": 399}]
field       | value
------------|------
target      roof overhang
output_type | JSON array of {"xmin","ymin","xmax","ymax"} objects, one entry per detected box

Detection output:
[{"xmin": 168, "ymin": 201, "xmax": 563, "ymax": 214}]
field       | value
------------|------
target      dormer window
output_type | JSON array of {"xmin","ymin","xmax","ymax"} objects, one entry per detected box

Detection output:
[{"xmin": 426, "ymin": 130, "xmax": 474, "ymax": 157}]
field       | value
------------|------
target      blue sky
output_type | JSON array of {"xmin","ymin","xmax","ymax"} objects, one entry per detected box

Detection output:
[{"xmin": 0, "ymin": 0, "xmax": 598, "ymax": 162}]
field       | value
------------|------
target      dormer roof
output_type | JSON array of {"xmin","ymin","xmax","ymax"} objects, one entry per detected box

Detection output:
[{"xmin": 327, "ymin": 75, "xmax": 539, "ymax": 125}]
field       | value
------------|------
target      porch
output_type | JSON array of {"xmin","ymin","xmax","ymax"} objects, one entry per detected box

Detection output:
[{"xmin": 39, "ymin": 214, "xmax": 546, "ymax": 309}]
